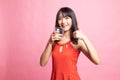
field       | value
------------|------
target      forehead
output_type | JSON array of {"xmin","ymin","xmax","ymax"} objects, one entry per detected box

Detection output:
[{"xmin": 58, "ymin": 12, "xmax": 68, "ymax": 17}]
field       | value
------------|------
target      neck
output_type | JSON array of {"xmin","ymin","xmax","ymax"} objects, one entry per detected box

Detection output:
[{"xmin": 59, "ymin": 30, "xmax": 71, "ymax": 43}]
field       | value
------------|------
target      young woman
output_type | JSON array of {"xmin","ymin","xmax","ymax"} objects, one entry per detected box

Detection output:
[{"xmin": 40, "ymin": 7, "xmax": 100, "ymax": 80}]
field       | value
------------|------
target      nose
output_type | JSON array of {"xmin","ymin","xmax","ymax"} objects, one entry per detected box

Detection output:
[{"xmin": 61, "ymin": 18, "xmax": 66, "ymax": 24}]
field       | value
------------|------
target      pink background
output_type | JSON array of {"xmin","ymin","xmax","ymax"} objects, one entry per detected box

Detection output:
[{"xmin": 0, "ymin": 0, "xmax": 120, "ymax": 80}]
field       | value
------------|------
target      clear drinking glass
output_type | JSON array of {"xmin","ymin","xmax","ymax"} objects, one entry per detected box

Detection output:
[
  {"xmin": 55, "ymin": 27, "xmax": 64, "ymax": 42},
  {"xmin": 55, "ymin": 27, "xmax": 64, "ymax": 35}
]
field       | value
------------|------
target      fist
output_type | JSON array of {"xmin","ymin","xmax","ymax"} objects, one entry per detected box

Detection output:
[
  {"xmin": 73, "ymin": 30, "xmax": 86, "ymax": 40},
  {"xmin": 50, "ymin": 31, "xmax": 63, "ymax": 43}
]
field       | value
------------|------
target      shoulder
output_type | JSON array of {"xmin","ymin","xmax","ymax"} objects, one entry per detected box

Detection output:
[
  {"xmin": 70, "ymin": 41, "xmax": 81, "ymax": 51},
  {"xmin": 71, "ymin": 39, "xmax": 85, "ymax": 51}
]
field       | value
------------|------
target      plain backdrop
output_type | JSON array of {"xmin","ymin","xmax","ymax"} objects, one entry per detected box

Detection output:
[{"xmin": 0, "ymin": 0, "xmax": 120, "ymax": 80}]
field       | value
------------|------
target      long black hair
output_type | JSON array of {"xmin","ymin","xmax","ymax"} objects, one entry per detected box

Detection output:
[{"xmin": 55, "ymin": 7, "xmax": 79, "ymax": 44}]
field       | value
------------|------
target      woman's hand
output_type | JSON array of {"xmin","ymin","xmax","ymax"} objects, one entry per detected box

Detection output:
[
  {"xmin": 49, "ymin": 31, "xmax": 63, "ymax": 44},
  {"xmin": 73, "ymin": 30, "xmax": 86, "ymax": 40},
  {"xmin": 73, "ymin": 30, "xmax": 100, "ymax": 65}
]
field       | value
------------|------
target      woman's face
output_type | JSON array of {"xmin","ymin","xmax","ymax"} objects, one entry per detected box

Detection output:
[{"xmin": 58, "ymin": 12, "xmax": 72, "ymax": 32}]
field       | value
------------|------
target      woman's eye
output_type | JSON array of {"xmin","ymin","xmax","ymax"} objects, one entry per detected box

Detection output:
[
  {"xmin": 58, "ymin": 17, "xmax": 62, "ymax": 20},
  {"xmin": 65, "ymin": 16, "xmax": 70, "ymax": 19}
]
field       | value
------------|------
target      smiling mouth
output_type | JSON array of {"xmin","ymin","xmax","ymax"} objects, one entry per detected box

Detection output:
[{"xmin": 61, "ymin": 25, "xmax": 68, "ymax": 28}]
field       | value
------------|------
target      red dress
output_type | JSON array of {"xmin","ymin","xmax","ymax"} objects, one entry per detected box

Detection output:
[{"xmin": 51, "ymin": 40, "xmax": 81, "ymax": 80}]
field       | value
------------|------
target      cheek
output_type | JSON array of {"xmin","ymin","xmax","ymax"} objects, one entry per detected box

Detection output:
[
  {"xmin": 58, "ymin": 21, "xmax": 61, "ymax": 26},
  {"xmin": 68, "ymin": 19, "xmax": 72, "ymax": 26},
  {"xmin": 69, "ymin": 21, "xmax": 72, "ymax": 27}
]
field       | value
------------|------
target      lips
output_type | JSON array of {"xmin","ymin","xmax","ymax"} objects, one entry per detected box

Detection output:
[{"xmin": 61, "ymin": 24, "xmax": 68, "ymax": 28}]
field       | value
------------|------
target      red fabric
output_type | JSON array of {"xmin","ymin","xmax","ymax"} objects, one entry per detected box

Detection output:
[{"xmin": 51, "ymin": 41, "xmax": 81, "ymax": 80}]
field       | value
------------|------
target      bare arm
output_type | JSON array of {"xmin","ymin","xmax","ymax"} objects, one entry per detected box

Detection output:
[
  {"xmin": 79, "ymin": 36, "xmax": 100, "ymax": 65},
  {"xmin": 40, "ymin": 39, "xmax": 53, "ymax": 67},
  {"xmin": 73, "ymin": 30, "xmax": 100, "ymax": 65},
  {"xmin": 40, "ymin": 31, "xmax": 63, "ymax": 67}
]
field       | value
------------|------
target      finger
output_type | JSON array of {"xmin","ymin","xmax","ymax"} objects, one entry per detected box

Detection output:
[
  {"xmin": 52, "ymin": 35, "xmax": 62, "ymax": 41},
  {"xmin": 58, "ymin": 34, "xmax": 63, "ymax": 37},
  {"xmin": 73, "ymin": 32, "xmax": 77, "ymax": 38},
  {"xmin": 79, "ymin": 28, "xmax": 84, "ymax": 33}
]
